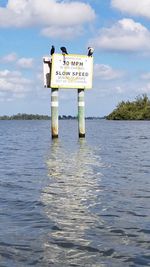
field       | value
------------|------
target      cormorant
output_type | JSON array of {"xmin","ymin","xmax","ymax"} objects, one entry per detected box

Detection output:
[
  {"xmin": 87, "ymin": 47, "xmax": 94, "ymax": 57},
  {"xmin": 50, "ymin": 45, "xmax": 55, "ymax": 55},
  {"xmin": 60, "ymin": 47, "xmax": 68, "ymax": 54}
]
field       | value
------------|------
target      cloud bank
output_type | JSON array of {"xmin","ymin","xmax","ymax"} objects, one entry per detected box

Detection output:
[
  {"xmin": 0, "ymin": 0, "xmax": 95, "ymax": 38},
  {"xmin": 0, "ymin": 69, "xmax": 32, "ymax": 100},
  {"xmin": 17, "ymin": 57, "xmax": 34, "ymax": 68},
  {"xmin": 111, "ymin": 0, "xmax": 150, "ymax": 19},
  {"xmin": 90, "ymin": 18, "xmax": 150, "ymax": 52},
  {"xmin": 94, "ymin": 64, "xmax": 123, "ymax": 80},
  {"xmin": 1, "ymin": 53, "xmax": 34, "ymax": 69}
]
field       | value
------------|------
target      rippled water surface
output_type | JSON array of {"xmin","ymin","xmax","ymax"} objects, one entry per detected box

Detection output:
[{"xmin": 0, "ymin": 120, "xmax": 150, "ymax": 267}]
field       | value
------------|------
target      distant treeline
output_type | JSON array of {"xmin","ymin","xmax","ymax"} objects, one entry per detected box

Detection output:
[
  {"xmin": 0, "ymin": 113, "xmax": 103, "ymax": 120},
  {"xmin": 106, "ymin": 94, "xmax": 150, "ymax": 120},
  {"xmin": 0, "ymin": 113, "xmax": 50, "ymax": 120}
]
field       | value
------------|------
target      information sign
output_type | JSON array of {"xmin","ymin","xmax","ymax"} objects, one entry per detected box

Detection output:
[{"xmin": 50, "ymin": 54, "xmax": 93, "ymax": 89}]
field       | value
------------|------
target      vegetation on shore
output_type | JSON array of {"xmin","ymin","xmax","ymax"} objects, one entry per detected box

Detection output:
[
  {"xmin": 0, "ymin": 113, "xmax": 50, "ymax": 120},
  {"xmin": 0, "ymin": 113, "xmax": 102, "ymax": 120},
  {"xmin": 106, "ymin": 94, "xmax": 150, "ymax": 120}
]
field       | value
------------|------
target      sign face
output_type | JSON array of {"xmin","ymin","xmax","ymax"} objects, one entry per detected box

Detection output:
[{"xmin": 50, "ymin": 54, "xmax": 93, "ymax": 89}]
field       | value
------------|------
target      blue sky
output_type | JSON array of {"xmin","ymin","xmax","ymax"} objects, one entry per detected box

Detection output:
[{"xmin": 1, "ymin": 0, "xmax": 150, "ymax": 116}]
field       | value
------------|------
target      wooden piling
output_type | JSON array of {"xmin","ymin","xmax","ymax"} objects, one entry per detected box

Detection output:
[
  {"xmin": 78, "ymin": 89, "xmax": 85, "ymax": 138},
  {"xmin": 51, "ymin": 88, "xmax": 59, "ymax": 138}
]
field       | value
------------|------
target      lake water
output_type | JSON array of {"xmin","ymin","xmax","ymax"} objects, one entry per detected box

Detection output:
[{"xmin": 0, "ymin": 120, "xmax": 150, "ymax": 267}]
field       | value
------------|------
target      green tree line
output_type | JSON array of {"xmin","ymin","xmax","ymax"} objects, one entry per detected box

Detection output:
[
  {"xmin": 0, "ymin": 114, "xmax": 77, "ymax": 120},
  {"xmin": 106, "ymin": 94, "xmax": 150, "ymax": 120},
  {"xmin": 0, "ymin": 113, "xmax": 51, "ymax": 120},
  {"xmin": 0, "ymin": 113, "xmax": 103, "ymax": 120}
]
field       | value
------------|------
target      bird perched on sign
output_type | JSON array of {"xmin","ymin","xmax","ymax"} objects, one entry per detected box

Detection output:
[
  {"xmin": 87, "ymin": 47, "xmax": 94, "ymax": 57},
  {"xmin": 60, "ymin": 46, "xmax": 68, "ymax": 55},
  {"xmin": 60, "ymin": 47, "xmax": 68, "ymax": 63},
  {"xmin": 50, "ymin": 45, "xmax": 55, "ymax": 55}
]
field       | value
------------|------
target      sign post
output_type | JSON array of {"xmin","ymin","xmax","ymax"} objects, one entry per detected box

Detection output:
[
  {"xmin": 78, "ymin": 89, "xmax": 85, "ymax": 138},
  {"xmin": 43, "ymin": 53, "xmax": 93, "ymax": 138},
  {"xmin": 51, "ymin": 88, "xmax": 59, "ymax": 138}
]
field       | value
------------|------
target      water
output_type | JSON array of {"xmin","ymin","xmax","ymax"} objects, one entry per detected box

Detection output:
[{"xmin": 0, "ymin": 120, "xmax": 150, "ymax": 267}]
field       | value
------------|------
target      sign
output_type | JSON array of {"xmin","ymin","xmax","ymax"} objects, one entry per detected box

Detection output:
[{"xmin": 50, "ymin": 54, "xmax": 93, "ymax": 89}]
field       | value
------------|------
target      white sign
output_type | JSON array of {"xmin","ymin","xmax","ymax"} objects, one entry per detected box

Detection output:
[{"xmin": 50, "ymin": 54, "xmax": 93, "ymax": 89}]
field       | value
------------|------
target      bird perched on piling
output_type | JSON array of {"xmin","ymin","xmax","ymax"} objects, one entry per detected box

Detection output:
[
  {"xmin": 50, "ymin": 45, "xmax": 55, "ymax": 55},
  {"xmin": 60, "ymin": 47, "xmax": 68, "ymax": 55},
  {"xmin": 87, "ymin": 47, "xmax": 94, "ymax": 57}
]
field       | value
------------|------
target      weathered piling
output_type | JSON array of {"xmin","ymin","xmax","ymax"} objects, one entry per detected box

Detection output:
[
  {"xmin": 51, "ymin": 88, "xmax": 59, "ymax": 138},
  {"xmin": 78, "ymin": 89, "xmax": 85, "ymax": 138}
]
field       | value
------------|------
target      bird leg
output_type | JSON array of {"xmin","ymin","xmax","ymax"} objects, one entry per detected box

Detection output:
[{"xmin": 63, "ymin": 54, "xmax": 66, "ymax": 63}]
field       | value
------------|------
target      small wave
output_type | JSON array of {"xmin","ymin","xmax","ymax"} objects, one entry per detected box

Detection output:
[
  {"xmin": 138, "ymin": 229, "xmax": 150, "ymax": 234},
  {"xmin": 126, "ymin": 211, "xmax": 147, "ymax": 217},
  {"xmin": 124, "ymin": 254, "xmax": 150, "ymax": 266}
]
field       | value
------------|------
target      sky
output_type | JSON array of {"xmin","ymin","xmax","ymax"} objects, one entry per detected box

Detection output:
[{"xmin": 1, "ymin": 0, "xmax": 150, "ymax": 116}]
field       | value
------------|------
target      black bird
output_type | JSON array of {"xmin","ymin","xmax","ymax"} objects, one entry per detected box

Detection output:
[
  {"xmin": 60, "ymin": 46, "xmax": 68, "ymax": 55},
  {"xmin": 87, "ymin": 47, "xmax": 94, "ymax": 57},
  {"xmin": 60, "ymin": 47, "xmax": 68, "ymax": 63},
  {"xmin": 50, "ymin": 45, "xmax": 55, "ymax": 55}
]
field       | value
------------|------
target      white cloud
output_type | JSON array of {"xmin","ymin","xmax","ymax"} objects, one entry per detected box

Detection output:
[
  {"xmin": 2, "ymin": 52, "xmax": 17, "ymax": 62},
  {"xmin": 90, "ymin": 18, "xmax": 150, "ymax": 52},
  {"xmin": 1, "ymin": 53, "xmax": 34, "ymax": 68},
  {"xmin": 0, "ymin": 68, "xmax": 50, "ymax": 102},
  {"xmin": 94, "ymin": 64, "xmax": 123, "ymax": 80},
  {"xmin": 141, "ymin": 72, "xmax": 150, "ymax": 80},
  {"xmin": 41, "ymin": 25, "xmax": 84, "ymax": 39},
  {"xmin": 0, "ymin": 0, "xmax": 95, "ymax": 38},
  {"xmin": 17, "ymin": 57, "xmax": 34, "ymax": 68},
  {"xmin": 111, "ymin": 0, "xmax": 150, "ymax": 19},
  {"xmin": 0, "ymin": 69, "xmax": 32, "ymax": 100}
]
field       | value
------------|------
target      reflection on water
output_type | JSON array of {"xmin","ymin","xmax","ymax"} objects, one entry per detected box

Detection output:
[
  {"xmin": 1, "ymin": 120, "xmax": 150, "ymax": 267},
  {"xmin": 41, "ymin": 132, "xmax": 150, "ymax": 266},
  {"xmin": 42, "ymin": 139, "xmax": 106, "ymax": 266}
]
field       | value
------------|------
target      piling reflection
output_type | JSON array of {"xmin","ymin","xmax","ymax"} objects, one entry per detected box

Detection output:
[{"xmin": 41, "ymin": 139, "xmax": 104, "ymax": 265}]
